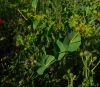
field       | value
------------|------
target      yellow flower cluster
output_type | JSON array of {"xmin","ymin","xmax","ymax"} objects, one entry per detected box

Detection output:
[
  {"xmin": 75, "ymin": 22, "xmax": 93, "ymax": 37},
  {"xmin": 75, "ymin": 22, "xmax": 86, "ymax": 31},
  {"xmin": 34, "ymin": 14, "xmax": 46, "ymax": 20},
  {"xmin": 69, "ymin": 14, "xmax": 94, "ymax": 37}
]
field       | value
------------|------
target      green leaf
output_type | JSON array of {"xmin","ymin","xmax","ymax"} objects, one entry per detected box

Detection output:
[
  {"xmin": 86, "ymin": 6, "xmax": 91, "ymax": 15},
  {"xmin": 16, "ymin": 35, "xmax": 24, "ymax": 45},
  {"xmin": 42, "ymin": 46, "xmax": 46, "ymax": 55},
  {"xmin": 55, "ymin": 40, "xmax": 66, "ymax": 61},
  {"xmin": 36, "ymin": 55, "xmax": 55, "ymax": 75},
  {"xmin": 33, "ymin": 20, "xmax": 39, "ymax": 29},
  {"xmin": 58, "ymin": 53, "xmax": 65, "ymax": 61},
  {"xmin": 36, "ymin": 62, "xmax": 47, "ymax": 75},
  {"xmin": 47, "ymin": 21, "xmax": 55, "ymax": 35},
  {"xmin": 41, "ymin": 55, "xmax": 55, "ymax": 65},
  {"xmin": 63, "ymin": 32, "xmax": 81, "ymax": 52},
  {"xmin": 56, "ymin": 40, "xmax": 66, "ymax": 52},
  {"xmin": 32, "ymin": 0, "xmax": 38, "ymax": 9},
  {"xmin": 69, "ymin": 19, "xmax": 76, "ymax": 28},
  {"xmin": 59, "ymin": 34, "xmax": 63, "ymax": 39},
  {"xmin": 92, "ymin": 4, "xmax": 97, "ymax": 10}
]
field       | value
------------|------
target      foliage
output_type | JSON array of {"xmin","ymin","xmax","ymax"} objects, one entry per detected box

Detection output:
[{"xmin": 0, "ymin": 0, "xmax": 100, "ymax": 87}]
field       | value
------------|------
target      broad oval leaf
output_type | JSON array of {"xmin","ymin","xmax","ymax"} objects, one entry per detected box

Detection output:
[
  {"xmin": 36, "ymin": 55, "xmax": 55, "ymax": 75},
  {"xmin": 63, "ymin": 32, "xmax": 81, "ymax": 52},
  {"xmin": 36, "ymin": 62, "xmax": 47, "ymax": 75}
]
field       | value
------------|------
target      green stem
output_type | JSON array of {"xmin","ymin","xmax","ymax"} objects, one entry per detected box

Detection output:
[
  {"xmin": 82, "ymin": 56, "xmax": 85, "ymax": 65},
  {"xmin": 18, "ymin": 9, "xmax": 28, "ymax": 20},
  {"xmin": 85, "ymin": 66, "xmax": 88, "ymax": 79},
  {"xmin": 91, "ymin": 60, "xmax": 100, "ymax": 72},
  {"xmin": 70, "ymin": 78, "xmax": 73, "ymax": 87}
]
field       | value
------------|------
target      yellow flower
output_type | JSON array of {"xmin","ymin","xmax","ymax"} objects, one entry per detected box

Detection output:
[
  {"xmin": 76, "ymin": 22, "xmax": 86, "ymax": 31},
  {"xmin": 75, "ymin": 22, "xmax": 93, "ymax": 37},
  {"xmin": 75, "ymin": 26, "xmax": 80, "ymax": 31},
  {"xmin": 34, "ymin": 14, "xmax": 46, "ymax": 20}
]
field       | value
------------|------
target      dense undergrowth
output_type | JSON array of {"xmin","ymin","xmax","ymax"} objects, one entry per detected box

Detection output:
[{"xmin": 0, "ymin": 0, "xmax": 100, "ymax": 87}]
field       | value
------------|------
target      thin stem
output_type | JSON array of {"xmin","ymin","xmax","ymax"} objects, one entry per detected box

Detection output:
[
  {"xmin": 91, "ymin": 60, "xmax": 100, "ymax": 72},
  {"xmin": 70, "ymin": 78, "xmax": 73, "ymax": 87},
  {"xmin": 18, "ymin": 9, "xmax": 28, "ymax": 20},
  {"xmin": 85, "ymin": 66, "xmax": 88, "ymax": 78},
  {"xmin": 82, "ymin": 56, "xmax": 85, "ymax": 65}
]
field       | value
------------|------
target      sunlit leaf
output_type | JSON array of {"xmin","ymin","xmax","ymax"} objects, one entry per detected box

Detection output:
[
  {"xmin": 56, "ymin": 40, "xmax": 66, "ymax": 52},
  {"xmin": 63, "ymin": 32, "xmax": 81, "ymax": 52}
]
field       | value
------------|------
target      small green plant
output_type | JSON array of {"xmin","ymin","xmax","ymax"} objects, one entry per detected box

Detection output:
[
  {"xmin": 35, "ymin": 32, "xmax": 81, "ymax": 75},
  {"xmin": 79, "ymin": 51, "xmax": 100, "ymax": 87},
  {"xmin": 65, "ymin": 69, "xmax": 76, "ymax": 87}
]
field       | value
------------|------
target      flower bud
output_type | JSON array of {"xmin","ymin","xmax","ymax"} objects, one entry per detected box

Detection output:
[
  {"xmin": 84, "ymin": 50, "xmax": 89, "ymax": 56},
  {"xmin": 93, "ymin": 56, "xmax": 97, "ymax": 61},
  {"xmin": 69, "ymin": 73, "xmax": 74, "ymax": 78},
  {"xmin": 80, "ymin": 52, "xmax": 84, "ymax": 57},
  {"xmin": 73, "ymin": 75, "xmax": 76, "ymax": 79}
]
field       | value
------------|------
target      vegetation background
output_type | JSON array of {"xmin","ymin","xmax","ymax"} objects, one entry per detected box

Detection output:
[{"xmin": 0, "ymin": 0, "xmax": 100, "ymax": 87}]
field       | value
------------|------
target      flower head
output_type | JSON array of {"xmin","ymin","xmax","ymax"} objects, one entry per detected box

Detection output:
[
  {"xmin": 75, "ymin": 22, "xmax": 93, "ymax": 37},
  {"xmin": 34, "ymin": 14, "xmax": 46, "ymax": 20}
]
